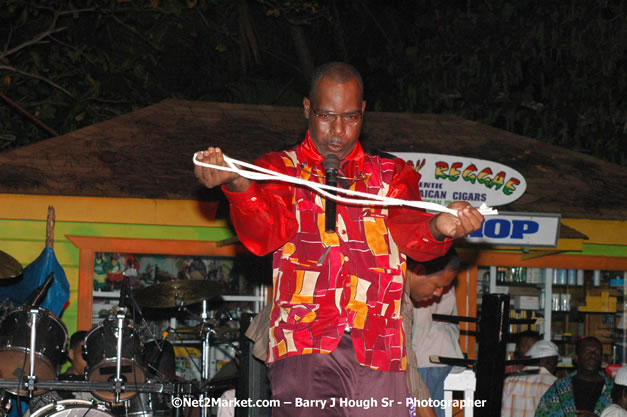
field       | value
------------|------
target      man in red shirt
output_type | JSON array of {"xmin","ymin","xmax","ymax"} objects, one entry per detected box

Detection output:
[{"xmin": 195, "ymin": 62, "xmax": 483, "ymax": 416}]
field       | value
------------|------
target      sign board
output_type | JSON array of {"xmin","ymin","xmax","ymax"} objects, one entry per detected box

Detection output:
[
  {"xmin": 464, "ymin": 212, "xmax": 561, "ymax": 247},
  {"xmin": 391, "ymin": 153, "xmax": 527, "ymax": 207}
]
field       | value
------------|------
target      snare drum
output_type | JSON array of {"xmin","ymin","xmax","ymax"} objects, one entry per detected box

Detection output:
[
  {"xmin": 0, "ymin": 306, "xmax": 68, "ymax": 395},
  {"xmin": 30, "ymin": 399, "xmax": 114, "ymax": 417},
  {"xmin": 84, "ymin": 319, "xmax": 146, "ymax": 401}
]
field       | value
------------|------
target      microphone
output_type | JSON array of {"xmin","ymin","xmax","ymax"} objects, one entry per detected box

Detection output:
[
  {"xmin": 323, "ymin": 154, "xmax": 340, "ymax": 233},
  {"xmin": 118, "ymin": 275, "xmax": 130, "ymax": 309},
  {"xmin": 24, "ymin": 272, "xmax": 55, "ymax": 308}
]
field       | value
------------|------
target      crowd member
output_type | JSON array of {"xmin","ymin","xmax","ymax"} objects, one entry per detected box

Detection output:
[
  {"xmin": 501, "ymin": 340, "xmax": 559, "ymax": 417},
  {"xmin": 536, "ymin": 336, "xmax": 612, "ymax": 417},
  {"xmin": 194, "ymin": 61, "xmax": 484, "ymax": 417},
  {"xmin": 58, "ymin": 330, "xmax": 91, "ymax": 400},
  {"xmin": 601, "ymin": 366, "xmax": 627, "ymax": 417},
  {"xmin": 506, "ymin": 330, "xmax": 541, "ymax": 375},
  {"xmin": 61, "ymin": 331, "xmax": 89, "ymax": 379},
  {"xmin": 407, "ymin": 249, "xmax": 462, "ymax": 417},
  {"xmin": 27, "ymin": 331, "xmax": 92, "ymax": 413},
  {"xmin": 402, "ymin": 249, "xmax": 461, "ymax": 417}
]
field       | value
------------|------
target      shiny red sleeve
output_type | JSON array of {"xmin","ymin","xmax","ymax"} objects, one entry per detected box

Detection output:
[
  {"xmin": 387, "ymin": 158, "xmax": 452, "ymax": 262},
  {"xmin": 221, "ymin": 153, "xmax": 298, "ymax": 256}
]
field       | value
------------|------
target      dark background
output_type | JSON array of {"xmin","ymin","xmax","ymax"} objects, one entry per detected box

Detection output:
[{"xmin": 1, "ymin": 0, "xmax": 625, "ymax": 166}]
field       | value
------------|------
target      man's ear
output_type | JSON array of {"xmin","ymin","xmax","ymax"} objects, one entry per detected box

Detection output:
[
  {"xmin": 361, "ymin": 100, "xmax": 366, "ymax": 114},
  {"xmin": 303, "ymin": 97, "xmax": 311, "ymax": 120},
  {"xmin": 67, "ymin": 347, "xmax": 76, "ymax": 362}
]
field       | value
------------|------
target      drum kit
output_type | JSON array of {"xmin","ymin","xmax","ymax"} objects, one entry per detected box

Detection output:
[{"xmin": 0, "ymin": 251, "xmax": 241, "ymax": 417}]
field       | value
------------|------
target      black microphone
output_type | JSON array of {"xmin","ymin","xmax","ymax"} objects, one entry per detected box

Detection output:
[
  {"xmin": 323, "ymin": 154, "xmax": 340, "ymax": 233},
  {"xmin": 118, "ymin": 275, "xmax": 130, "ymax": 309},
  {"xmin": 24, "ymin": 272, "xmax": 55, "ymax": 308}
]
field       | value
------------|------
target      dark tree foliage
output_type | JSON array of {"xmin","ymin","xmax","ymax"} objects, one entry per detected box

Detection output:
[{"xmin": 1, "ymin": 0, "xmax": 625, "ymax": 166}]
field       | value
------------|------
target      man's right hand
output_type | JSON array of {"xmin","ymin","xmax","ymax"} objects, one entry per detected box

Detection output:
[{"xmin": 194, "ymin": 147, "xmax": 251, "ymax": 192}]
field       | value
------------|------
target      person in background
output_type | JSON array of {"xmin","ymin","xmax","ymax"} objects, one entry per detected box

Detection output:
[
  {"xmin": 501, "ymin": 340, "xmax": 559, "ymax": 417},
  {"xmin": 60, "ymin": 331, "xmax": 89, "ymax": 380},
  {"xmin": 536, "ymin": 336, "xmax": 612, "ymax": 417},
  {"xmin": 407, "ymin": 248, "xmax": 462, "ymax": 417},
  {"xmin": 28, "ymin": 331, "xmax": 92, "ymax": 414},
  {"xmin": 601, "ymin": 366, "xmax": 627, "ymax": 417},
  {"xmin": 506, "ymin": 330, "xmax": 541, "ymax": 375},
  {"xmin": 195, "ymin": 61, "xmax": 484, "ymax": 417},
  {"xmin": 601, "ymin": 365, "xmax": 627, "ymax": 417}
]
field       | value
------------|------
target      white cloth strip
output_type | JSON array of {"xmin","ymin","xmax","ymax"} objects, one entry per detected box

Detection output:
[{"xmin": 193, "ymin": 153, "xmax": 498, "ymax": 217}]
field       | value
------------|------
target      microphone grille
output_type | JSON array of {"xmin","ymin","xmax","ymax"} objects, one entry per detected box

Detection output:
[{"xmin": 322, "ymin": 154, "xmax": 341, "ymax": 171}]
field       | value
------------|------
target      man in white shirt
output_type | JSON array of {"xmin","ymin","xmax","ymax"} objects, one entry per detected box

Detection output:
[
  {"xmin": 501, "ymin": 340, "xmax": 559, "ymax": 417},
  {"xmin": 410, "ymin": 249, "xmax": 462, "ymax": 417}
]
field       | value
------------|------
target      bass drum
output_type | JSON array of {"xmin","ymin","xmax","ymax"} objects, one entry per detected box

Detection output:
[
  {"xmin": 84, "ymin": 319, "xmax": 146, "ymax": 402},
  {"xmin": 30, "ymin": 399, "xmax": 114, "ymax": 417},
  {"xmin": 0, "ymin": 306, "xmax": 68, "ymax": 395}
]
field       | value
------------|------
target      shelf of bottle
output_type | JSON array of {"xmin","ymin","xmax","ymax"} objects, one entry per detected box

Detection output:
[
  {"xmin": 493, "ymin": 282, "xmax": 587, "ymax": 289},
  {"xmin": 509, "ymin": 308, "xmax": 583, "ymax": 313}
]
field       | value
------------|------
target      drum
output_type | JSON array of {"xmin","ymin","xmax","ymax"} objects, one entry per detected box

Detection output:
[
  {"xmin": 0, "ymin": 306, "xmax": 68, "ymax": 395},
  {"xmin": 113, "ymin": 382, "xmax": 172, "ymax": 417},
  {"xmin": 31, "ymin": 399, "xmax": 114, "ymax": 417},
  {"xmin": 84, "ymin": 319, "xmax": 146, "ymax": 401}
]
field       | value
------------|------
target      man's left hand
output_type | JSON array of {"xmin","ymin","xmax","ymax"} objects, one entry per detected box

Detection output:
[{"xmin": 430, "ymin": 201, "xmax": 484, "ymax": 240}]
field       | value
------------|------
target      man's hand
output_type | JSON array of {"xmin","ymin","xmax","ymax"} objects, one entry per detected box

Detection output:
[
  {"xmin": 194, "ymin": 147, "xmax": 251, "ymax": 192},
  {"xmin": 429, "ymin": 201, "xmax": 484, "ymax": 241}
]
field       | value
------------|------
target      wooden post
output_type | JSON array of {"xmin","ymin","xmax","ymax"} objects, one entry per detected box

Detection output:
[{"xmin": 46, "ymin": 206, "xmax": 55, "ymax": 249}]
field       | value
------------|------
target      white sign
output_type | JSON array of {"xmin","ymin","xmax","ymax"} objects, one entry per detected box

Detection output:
[
  {"xmin": 391, "ymin": 153, "xmax": 527, "ymax": 207},
  {"xmin": 465, "ymin": 212, "xmax": 561, "ymax": 247}
]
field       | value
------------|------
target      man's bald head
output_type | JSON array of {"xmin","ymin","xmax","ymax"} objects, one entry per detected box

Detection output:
[{"xmin": 309, "ymin": 62, "xmax": 364, "ymax": 101}]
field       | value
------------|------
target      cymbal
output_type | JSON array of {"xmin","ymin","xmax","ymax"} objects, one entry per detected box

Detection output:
[
  {"xmin": 0, "ymin": 250, "xmax": 23, "ymax": 280},
  {"xmin": 175, "ymin": 324, "xmax": 239, "ymax": 341},
  {"xmin": 133, "ymin": 279, "xmax": 222, "ymax": 309}
]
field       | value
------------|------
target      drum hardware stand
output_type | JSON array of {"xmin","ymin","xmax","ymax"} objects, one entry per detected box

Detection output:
[
  {"xmin": 24, "ymin": 275, "xmax": 56, "ymax": 397},
  {"xmin": 200, "ymin": 299, "xmax": 211, "ymax": 417},
  {"xmin": 173, "ymin": 381, "xmax": 183, "ymax": 417},
  {"xmin": 0, "ymin": 378, "xmax": 197, "ymax": 395},
  {"xmin": 123, "ymin": 276, "xmax": 159, "ymax": 344},
  {"xmin": 113, "ymin": 306, "xmax": 128, "ymax": 403},
  {"xmin": 0, "ymin": 391, "xmax": 10, "ymax": 417},
  {"xmin": 172, "ymin": 295, "xmax": 211, "ymax": 417},
  {"xmin": 26, "ymin": 308, "xmax": 40, "ymax": 398}
]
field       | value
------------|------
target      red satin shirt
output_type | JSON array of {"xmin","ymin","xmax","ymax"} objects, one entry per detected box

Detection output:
[{"xmin": 223, "ymin": 133, "xmax": 451, "ymax": 371}]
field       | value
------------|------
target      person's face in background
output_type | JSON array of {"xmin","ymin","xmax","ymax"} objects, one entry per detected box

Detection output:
[
  {"xmin": 410, "ymin": 267, "xmax": 457, "ymax": 301},
  {"xmin": 516, "ymin": 336, "xmax": 538, "ymax": 359},
  {"xmin": 303, "ymin": 76, "xmax": 366, "ymax": 160},
  {"xmin": 539, "ymin": 356, "xmax": 559, "ymax": 376},
  {"xmin": 68, "ymin": 341, "xmax": 88, "ymax": 375},
  {"xmin": 575, "ymin": 339, "xmax": 602, "ymax": 375}
]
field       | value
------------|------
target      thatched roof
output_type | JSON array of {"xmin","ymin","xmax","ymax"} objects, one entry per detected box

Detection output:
[{"xmin": 1, "ymin": 99, "xmax": 625, "ymax": 221}]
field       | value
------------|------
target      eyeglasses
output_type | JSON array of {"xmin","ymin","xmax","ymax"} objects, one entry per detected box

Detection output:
[{"xmin": 311, "ymin": 109, "xmax": 363, "ymax": 124}]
